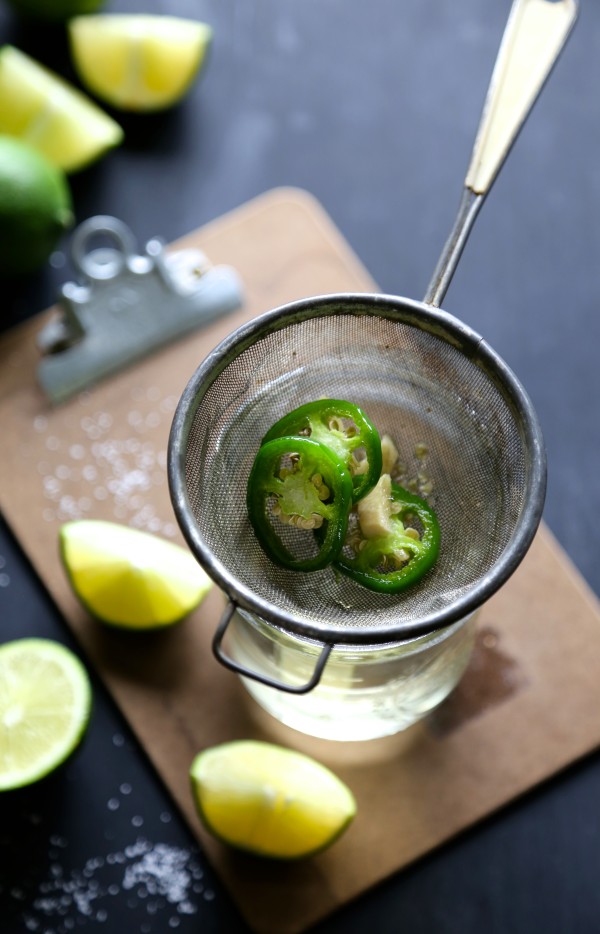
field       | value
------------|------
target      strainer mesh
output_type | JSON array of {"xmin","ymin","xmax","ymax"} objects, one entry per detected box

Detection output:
[{"xmin": 180, "ymin": 302, "xmax": 530, "ymax": 639}]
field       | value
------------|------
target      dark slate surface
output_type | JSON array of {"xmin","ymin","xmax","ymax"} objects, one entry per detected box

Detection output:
[{"xmin": 1, "ymin": 1, "xmax": 599, "ymax": 932}]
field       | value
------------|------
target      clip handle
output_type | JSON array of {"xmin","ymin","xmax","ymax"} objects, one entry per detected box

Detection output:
[
  {"xmin": 70, "ymin": 215, "xmax": 138, "ymax": 281},
  {"xmin": 212, "ymin": 601, "xmax": 333, "ymax": 695}
]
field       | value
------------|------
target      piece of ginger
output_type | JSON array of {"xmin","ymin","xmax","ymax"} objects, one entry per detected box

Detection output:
[{"xmin": 357, "ymin": 473, "xmax": 394, "ymax": 539}]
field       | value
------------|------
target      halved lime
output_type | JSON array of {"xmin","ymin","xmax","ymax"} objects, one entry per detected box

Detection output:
[
  {"xmin": 60, "ymin": 520, "xmax": 213, "ymax": 630},
  {"xmin": 190, "ymin": 740, "xmax": 357, "ymax": 859},
  {"xmin": 69, "ymin": 14, "xmax": 213, "ymax": 112},
  {"xmin": 0, "ymin": 45, "xmax": 123, "ymax": 173},
  {"xmin": 0, "ymin": 639, "xmax": 92, "ymax": 791}
]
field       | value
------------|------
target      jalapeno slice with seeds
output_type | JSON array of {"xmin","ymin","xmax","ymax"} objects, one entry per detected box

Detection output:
[
  {"xmin": 247, "ymin": 436, "xmax": 353, "ymax": 572},
  {"xmin": 335, "ymin": 482, "xmax": 440, "ymax": 593},
  {"xmin": 262, "ymin": 400, "xmax": 382, "ymax": 503}
]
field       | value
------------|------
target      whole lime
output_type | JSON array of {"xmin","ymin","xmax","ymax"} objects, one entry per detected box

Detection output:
[
  {"xmin": 5, "ymin": 0, "xmax": 106, "ymax": 21},
  {"xmin": 0, "ymin": 136, "xmax": 73, "ymax": 279}
]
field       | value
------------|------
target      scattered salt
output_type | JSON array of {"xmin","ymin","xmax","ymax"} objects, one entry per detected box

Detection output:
[
  {"xmin": 122, "ymin": 841, "xmax": 195, "ymax": 905},
  {"xmin": 14, "ymin": 836, "xmax": 211, "ymax": 932},
  {"xmin": 33, "ymin": 392, "xmax": 176, "ymax": 536}
]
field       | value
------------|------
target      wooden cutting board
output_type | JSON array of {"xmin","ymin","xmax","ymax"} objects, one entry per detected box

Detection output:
[{"xmin": 1, "ymin": 188, "xmax": 600, "ymax": 934}]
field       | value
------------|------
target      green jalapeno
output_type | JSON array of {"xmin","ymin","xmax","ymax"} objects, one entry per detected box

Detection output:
[
  {"xmin": 261, "ymin": 399, "xmax": 382, "ymax": 502},
  {"xmin": 335, "ymin": 480, "xmax": 440, "ymax": 593},
  {"xmin": 247, "ymin": 435, "xmax": 353, "ymax": 572}
]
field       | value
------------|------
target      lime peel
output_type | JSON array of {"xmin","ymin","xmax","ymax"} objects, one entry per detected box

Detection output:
[
  {"xmin": 190, "ymin": 740, "xmax": 357, "ymax": 859},
  {"xmin": 60, "ymin": 520, "xmax": 213, "ymax": 630},
  {"xmin": 69, "ymin": 14, "xmax": 213, "ymax": 112},
  {"xmin": 0, "ymin": 638, "xmax": 92, "ymax": 791}
]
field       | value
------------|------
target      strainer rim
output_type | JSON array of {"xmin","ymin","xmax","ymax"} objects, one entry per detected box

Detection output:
[{"xmin": 168, "ymin": 291, "xmax": 547, "ymax": 644}]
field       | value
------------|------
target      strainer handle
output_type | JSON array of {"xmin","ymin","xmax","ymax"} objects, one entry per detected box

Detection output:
[
  {"xmin": 212, "ymin": 601, "xmax": 334, "ymax": 695},
  {"xmin": 424, "ymin": 0, "xmax": 578, "ymax": 307}
]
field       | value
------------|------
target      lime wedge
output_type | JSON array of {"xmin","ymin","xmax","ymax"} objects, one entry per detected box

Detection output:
[
  {"xmin": 0, "ymin": 45, "xmax": 123, "ymax": 173},
  {"xmin": 190, "ymin": 740, "xmax": 357, "ymax": 859},
  {"xmin": 60, "ymin": 520, "xmax": 213, "ymax": 630},
  {"xmin": 0, "ymin": 639, "xmax": 92, "ymax": 791},
  {"xmin": 69, "ymin": 14, "xmax": 213, "ymax": 112}
]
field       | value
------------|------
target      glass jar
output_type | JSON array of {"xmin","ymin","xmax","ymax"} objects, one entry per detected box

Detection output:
[{"xmin": 227, "ymin": 607, "xmax": 478, "ymax": 741}]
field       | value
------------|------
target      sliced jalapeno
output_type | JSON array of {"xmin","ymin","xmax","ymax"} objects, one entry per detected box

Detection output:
[
  {"xmin": 247, "ymin": 436, "xmax": 353, "ymax": 572},
  {"xmin": 335, "ymin": 479, "xmax": 440, "ymax": 593},
  {"xmin": 262, "ymin": 399, "xmax": 382, "ymax": 502}
]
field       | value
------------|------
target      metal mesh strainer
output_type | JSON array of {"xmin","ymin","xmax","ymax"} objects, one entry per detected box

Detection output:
[
  {"xmin": 168, "ymin": 0, "xmax": 575, "ymax": 685},
  {"xmin": 170, "ymin": 293, "xmax": 544, "ymax": 646}
]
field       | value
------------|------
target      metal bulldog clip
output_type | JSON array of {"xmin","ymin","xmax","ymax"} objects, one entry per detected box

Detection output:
[{"xmin": 37, "ymin": 215, "xmax": 244, "ymax": 404}]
